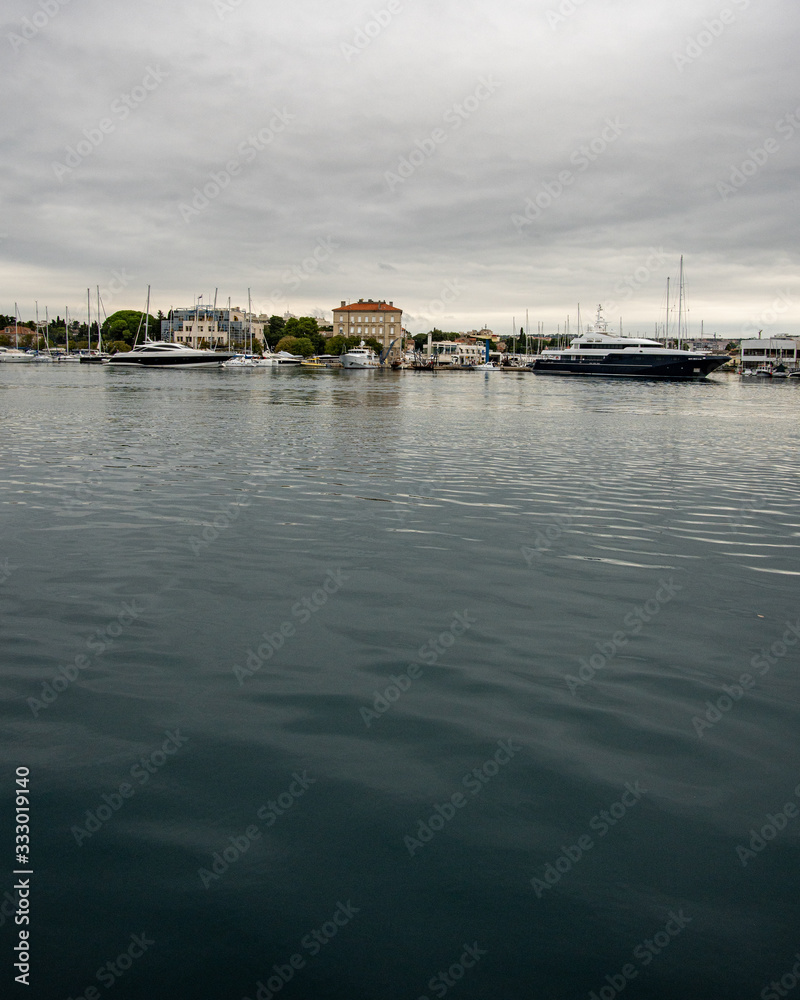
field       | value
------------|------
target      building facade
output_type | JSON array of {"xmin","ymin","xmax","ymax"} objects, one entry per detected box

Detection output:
[
  {"xmin": 740, "ymin": 337, "xmax": 799, "ymax": 371},
  {"xmin": 161, "ymin": 307, "xmax": 266, "ymax": 349},
  {"xmin": 332, "ymin": 300, "xmax": 403, "ymax": 357}
]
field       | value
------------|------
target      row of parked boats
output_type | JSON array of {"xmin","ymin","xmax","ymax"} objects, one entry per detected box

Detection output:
[{"xmin": 0, "ymin": 307, "xmax": 744, "ymax": 380}]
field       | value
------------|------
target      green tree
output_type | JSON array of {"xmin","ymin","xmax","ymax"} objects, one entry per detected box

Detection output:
[
  {"xmin": 101, "ymin": 310, "xmax": 160, "ymax": 346},
  {"xmin": 275, "ymin": 335, "xmax": 315, "ymax": 357},
  {"xmin": 266, "ymin": 315, "xmax": 286, "ymax": 348}
]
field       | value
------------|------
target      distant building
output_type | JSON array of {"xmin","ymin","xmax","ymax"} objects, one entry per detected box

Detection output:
[
  {"xmin": 161, "ymin": 307, "xmax": 266, "ymax": 349},
  {"xmin": 332, "ymin": 299, "xmax": 403, "ymax": 357},
  {"xmin": 740, "ymin": 336, "xmax": 798, "ymax": 371}
]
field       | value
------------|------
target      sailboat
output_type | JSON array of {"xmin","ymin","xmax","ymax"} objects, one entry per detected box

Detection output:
[{"xmin": 0, "ymin": 304, "xmax": 35, "ymax": 362}]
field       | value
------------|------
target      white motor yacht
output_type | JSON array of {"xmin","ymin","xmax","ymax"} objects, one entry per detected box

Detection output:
[
  {"xmin": 0, "ymin": 347, "xmax": 35, "ymax": 363},
  {"xmin": 106, "ymin": 341, "xmax": 234, "ymax": 368},
  {"xmin": 340, "ymin": 342, "xmax": 379, "ymax": 369}
]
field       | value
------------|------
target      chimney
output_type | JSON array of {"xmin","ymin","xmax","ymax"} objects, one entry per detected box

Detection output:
[
  {"xmin": 341, "ymin": 300, "xmax": 345, "ymax": 307},
  {"xmin": 389, "ymin": 301, "xmax": 393, "ymax": 306}
]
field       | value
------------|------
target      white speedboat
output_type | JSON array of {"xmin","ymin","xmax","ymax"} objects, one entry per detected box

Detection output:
[
  {"xmin": 474, "ymin": 361, "xmax": 500, "ymax": 370},
  {"xmin": 340, "ymin": 342, "xmax": 379, "ymax": 369},
  {"xmin": 106, "ymin": 340, "xmax": 234, "ymax": 368},
  {"xmin": 531, "ymin": 305, "xmax": 729, "ymax": 379},
  {"xmin": 0, "ymin": 347, "xmax": 35, "ymax": 363},
  {"xmin": 222, "ymin": 354, "xmax": 260, "ymax": 368}
]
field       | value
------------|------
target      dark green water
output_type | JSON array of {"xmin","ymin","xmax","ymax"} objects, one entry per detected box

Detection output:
[{"xmin": 1, "ymin": 365, "xmax": 798, "ymax": 999}]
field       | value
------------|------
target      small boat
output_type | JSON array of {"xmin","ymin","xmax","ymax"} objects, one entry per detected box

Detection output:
[
  {"xmin": 340, "ymin": 342, "xmax": 379, "ymax": 369},
  {"xmin": 0, "ymin": 347, "xmax": 35, "ymax": 363},
  {"xmin": 222, "ymin": 354, "xmax": 260, "ymax": 368},
  {"xmin": 752, "ymin": 366, "xmax": 774, "ymax": 378},
  {"xmin": 79, "ymin": 349, "xmax": 111, "ymax": 365},
  {"xmin": 473, "ymin": 361, "xmax": 500, "ymax": 371},
  {"xmin": 300, "ymin": 355, "xmax": 340, "ymax": 368}
]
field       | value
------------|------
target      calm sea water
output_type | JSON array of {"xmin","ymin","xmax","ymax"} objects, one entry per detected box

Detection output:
[{"xmin": 1, "ymin": 364, "xmax": 798, "ymax": 1000}]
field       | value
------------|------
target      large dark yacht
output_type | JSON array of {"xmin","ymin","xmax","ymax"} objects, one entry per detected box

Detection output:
[
  {"xmin": 531, "ymin": 306, "xmax": 729, "ymax": 379},
  {"xmin": 106, "ymin": 341, "xmax": 234, "ymax": 368}
]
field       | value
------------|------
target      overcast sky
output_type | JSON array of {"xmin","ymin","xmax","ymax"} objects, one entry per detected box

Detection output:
[{"xmin": 2, "ymin": 0, "xmax": 798, "ymax": 337}]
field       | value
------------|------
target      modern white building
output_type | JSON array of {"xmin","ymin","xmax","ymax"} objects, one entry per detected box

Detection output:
[
  {"xmin": 740, "ymin": 337, "xmax": 799, "ymax": 371},
  {"xmin": 332, "ymin": 299, "xmax": 403, "ymax": 358},
  {"xmin": 161, "ymin": 307, "xmax": 267, "ymax": 349}
]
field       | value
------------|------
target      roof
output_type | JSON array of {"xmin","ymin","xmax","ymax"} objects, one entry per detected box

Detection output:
[{"xmin": 334, "ymin": 301, "xmax": 401, "ymax": 313}]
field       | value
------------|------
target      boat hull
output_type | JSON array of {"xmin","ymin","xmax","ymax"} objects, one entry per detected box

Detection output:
[
  {"xmin": 531, "ymin": 354, "xmax": 729, "ymax": 379},
  {"xmin": 106, "ymin": 353, "xmax": 233, "ymax": 368}
]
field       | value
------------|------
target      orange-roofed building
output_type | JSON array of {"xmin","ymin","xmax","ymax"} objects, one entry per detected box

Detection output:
[{"xmin": 332, "ymin": 299, "xmax": 403, "ymax": 358}]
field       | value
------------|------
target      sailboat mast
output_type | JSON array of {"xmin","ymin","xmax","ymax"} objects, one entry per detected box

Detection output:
[
  {"xmin": 145, "ymin": 286, "xmax": 151, "ymax": 341},
  {"xmin": 87, "ymin": 289, "xmax": 91, "ymax": 352},
  {"xmin": 97, "ymin": 286, "xmax": 102, "ymax": 353},
  {"xmin": 65, "ymin": 306, "xmax": 69, "ymax": 354},
  {"xmin": 677, "ymin": 255, "xmax": 684, "ymax": 351},
  {"xmin": 14, "ymin": 303, "xmax": 19, "ymax": 349},
  {"xmin": 665, "ymin": 277, "xmax": 670, "ymax": 347},
  {"xmin": 248, "ymin": 288, "xmax": 252, "ymax": 354}
]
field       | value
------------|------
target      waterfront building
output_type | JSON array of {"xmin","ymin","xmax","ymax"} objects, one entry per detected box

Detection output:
[
  {"xmin": 161, "ymin": 307, "xmax": 266, "ymax": 349},
  {"xmin": 332, "ymin": 299, "xmax": 403, "ymax": 357},
  {"xmin": 740, "ymin": 336, "xmax": 799, "ymax": 371}
]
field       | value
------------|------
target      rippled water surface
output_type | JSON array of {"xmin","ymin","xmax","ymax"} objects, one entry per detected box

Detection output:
[{"xmin": 1, "ymin": 365, "xmax": 798, "ymax": 999}]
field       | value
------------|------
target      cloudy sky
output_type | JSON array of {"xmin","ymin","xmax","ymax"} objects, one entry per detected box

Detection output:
[{"xmin": 2, "ymin": 0, "xmax": 798, "ymax": 337}]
